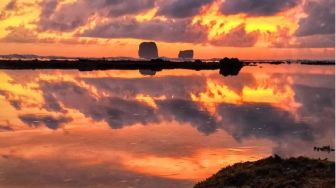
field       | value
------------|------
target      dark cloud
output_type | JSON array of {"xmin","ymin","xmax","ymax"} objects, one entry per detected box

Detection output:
[
  {"xmin": 42, "ymin": 92, "xmax": 64, "ymax": 112},
  {"xmin": 157, "ymin": 99, "xmax": 218, "ymax": 134},
  {"xmin": 294, "ymin": 34, "xmax": 335, "ymax": 48},
  {"xmin": 81, "ymin": 18, "xmax": 208, "ymax": 43},
  {"xmin": 0, "ymin": 25, "xmax": 99, "ymax": 44},
  {"xmin": 271, "ymin": 82, "xmax": 335, "ymax": 157},
  {"xmin": 103, "ymin": 0, "xmax": 155, "ymax": 16},
  {"xmin": 0, "ymin": 90, "xmax": 23, "ymax": 110},
  {"xmin": 210, "ymin": 24, "xmax": 259, "ymax": 47},
  {"xmin": 5, "ymin": 0, "xmax": 17, "ymax": 10},
  {"xmin": 157, "ymin": 0, "xmax": 213, "ymax": 18},
  {"xmin": 214, "ymin": 74, "xmax": 334, "ymax": 148},
  {"xmin": 291, "ymin": 74, "xmax": 335, "ymax": 89},
  {"xmin": 38, "ymin": 0, "xmax": 156, "ymax": 32},
  {"xmin": 19, "ymin": 114, "xmax": 72, "ymax": 130},
  {"xmin": 220, "ymin": 0, "xmax": 299, "ymax": 16},
  {"xmin": 38, "ymin": 0, "xmax": 93, "ymax": 32},
  {"xmin": 81, "ymin": 18, "xmax": 260, "ymax": 46},
  {"xmin": 0, "ymin": 1, "xmax": 34, "ymax": 20},
  {"xmin": 82, "ymin": 76, "xmax": 206, "ymax": 99},
  {"xmin": 40, "ymin": 0, "xmax": 58, "ymax": 18},
  {"xmin": 37, "ymin": 73, "xmax": 333, "ymax": 144},
  {"xmin": 217, "ymin": 103, "xmax": 314, "ymax": 142},
  {"xmin": 86, "ymin": 97, "xmax": 159, "ymax": 129},
  {"xmin": 0, "ymin": 125, "xmax": 14, "ymax": 132},
  {"xmin": 39, "ymin": 79, "xmax": 218, "ymax": 133},
  {"xmin": 270, "ymin": 27, "xmax": 334, "ymax": 48},
  {"xmin": 296, "ymin": 0, "xmax": 335, "ymax": 36},
  {"xmin": 294, "ymin": 84, "xmax": 335, "ymax": 131},
  {"xmin": 9, "ymin": 100, "xmax": 22, "ymax": 110},
  {"xmin": 39, "ymin": 81, "xmax": 160, "ymax": 129},
  {"xmin": 0, "ymin": 26, "xmax": 42, "ymax": 43}
]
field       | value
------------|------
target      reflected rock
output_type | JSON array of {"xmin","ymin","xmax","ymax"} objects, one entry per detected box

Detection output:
[
  {"xmin": 138, "ymin": 42, "xmax": 159, "ymax": 59},
  {"xmin": 139, "ymin": 69, "xmax": 157, "ymax": 76},
  {"xmin": 219, "ymin": 57, "xmax": 244, "ymax": 77},
  {"xmin": 178, "ymin": 50, "xmax": 194, "ymax": 59}
]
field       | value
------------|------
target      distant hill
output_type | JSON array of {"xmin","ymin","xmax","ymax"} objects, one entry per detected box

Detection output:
[{"xmin": 0, "ymin": 54, "xmax": 41, "ymax": 59}]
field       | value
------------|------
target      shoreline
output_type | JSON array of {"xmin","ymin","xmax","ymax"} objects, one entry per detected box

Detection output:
[{"xmin": 0, "ymin": 59, "xmax": 333, "ymax": 71}]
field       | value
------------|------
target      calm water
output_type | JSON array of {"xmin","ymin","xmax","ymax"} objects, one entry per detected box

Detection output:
[{"xmin": 0, "ymin": 64, "xmax": 334, "ymax": 188}]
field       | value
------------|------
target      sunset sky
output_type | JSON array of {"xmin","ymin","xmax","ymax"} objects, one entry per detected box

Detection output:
[{"xmin": 0, "ymin": 0, "xmax": 334, "ymax": 59}]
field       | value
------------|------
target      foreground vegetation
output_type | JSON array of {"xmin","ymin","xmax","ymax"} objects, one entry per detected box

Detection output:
[{"xmin": 195, "ymin": 155, "xmax": 335, "ymax": 188}]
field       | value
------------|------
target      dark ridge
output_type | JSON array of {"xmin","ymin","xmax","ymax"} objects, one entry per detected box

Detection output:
[
  {"xmin": 0, "ymin": 58, "xmax": 245, "ymax": 77},
  {"xmin": 300, "ymin": 61, "xmax": 335, "ymax": 65},
  {"xmin": 0, "ymin": 58, "xmax": 332, "ymax": 75},
  {"xmin": 244, "ymin": 60, "xmax": 335, "ymax": 65},
  {"xmin": 194, "ymin": 155, "xmax": 335, "ymax": 188}
]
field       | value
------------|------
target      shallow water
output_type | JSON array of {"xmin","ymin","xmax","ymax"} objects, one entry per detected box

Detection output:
[{"xmin": 0, "ymin": 64, "xmax": 334, "ymax": 188}]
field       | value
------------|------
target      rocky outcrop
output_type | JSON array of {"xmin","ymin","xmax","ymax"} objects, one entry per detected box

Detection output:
[
  {"xmin": 178, "ymin": 50, "xmax": 194, "ymax": 59},
  {"xmin": 195, "ymin": 155, "xmax": 335, "ymax": 188},
  {"xmin": 138, "ymin": 42, "xmax": 159, "ymax": 59},
  {"xmin": 219, "ymin": 57, "xmax": 244, "ymax": 76}
]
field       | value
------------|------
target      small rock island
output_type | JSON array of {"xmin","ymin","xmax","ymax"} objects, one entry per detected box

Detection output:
[{"xmin": 178, "ymin": 50, "xmax": 194, "ymax": 59}]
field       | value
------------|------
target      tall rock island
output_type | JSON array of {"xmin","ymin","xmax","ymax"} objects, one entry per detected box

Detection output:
[{"xmin": 138, "ymin": 42, "xmax": 159, "ymax": 59}]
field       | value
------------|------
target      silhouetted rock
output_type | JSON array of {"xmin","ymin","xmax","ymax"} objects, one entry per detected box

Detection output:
[
  {"xmin": 178, "ymin": 50, "xmax": 194, "ymax": 59},
  {"xmin": 219, "ymin": 57, "xmax": 244, "ymax": 76},
  {"xmin": 195, "ymin": 156, "xmax": 335, "ymax": 188},
  {"xmin": 138, "ymin": 42, "xmax": 159, "ymax": 59},
  {"xmin": 194, "ymin": 59, "xmax": 203, "ymax": 64}
]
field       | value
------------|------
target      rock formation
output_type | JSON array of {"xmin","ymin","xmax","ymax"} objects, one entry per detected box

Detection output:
[
  {"xmin": 219, "ymin": 57, "xmax": 244, "ymax": 77},
  {"xmin": 178, "ymin": 50, "xmax": 194, "ymax": 59},
  {"xmin": 195, "ymin": 155, "xmax": 335, "ymax": 188},
  {"xmin": 138, "ymin": 42, "xmax": 159, "ymax": 59}
]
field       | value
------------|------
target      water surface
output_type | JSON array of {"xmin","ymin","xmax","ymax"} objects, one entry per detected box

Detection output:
[{"xmin": 0, "ymin": 64, "xmax": 334, "ymax": 188}]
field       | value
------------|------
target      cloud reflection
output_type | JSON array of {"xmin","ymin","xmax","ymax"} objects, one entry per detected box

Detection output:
[
  {"xmin": 19, "ymin": 114, "xmax": 72, "ymax": 130},
  {"xmin": 1, "ymin": 70, "xmax": 332, "ymax": 141},
  {"xmin": 0, "ymin": 67, "xmax": 334, "ymax": 187},
  {"xmin": 217, "ymin": 103, "xmax": 314, "ymax": 141}
]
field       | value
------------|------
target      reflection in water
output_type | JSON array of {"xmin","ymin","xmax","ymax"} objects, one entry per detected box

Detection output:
[
  {"xmin": 139, "ymin": 69, "xmax": 157, "ymax": 76},
  {"xmin": 0, "ymin": 65, "xmax": 334, "ymax": 188}
]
